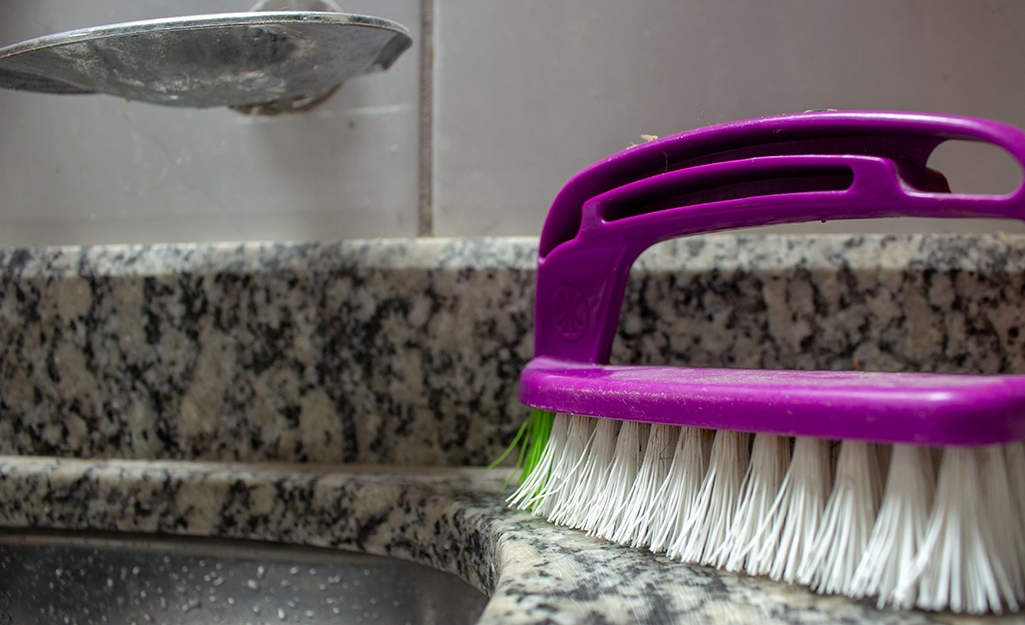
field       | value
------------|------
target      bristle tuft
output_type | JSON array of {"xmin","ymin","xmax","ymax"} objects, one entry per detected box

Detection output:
[
  {"xmin": 646, "ymin": 427, "xmax": 711, "ymax": 553},
  {"xmin": 592, "ymin": 421, "xmax": 649, "ymax": 538},
  {"xmin": 900, "ymin": 447, "xmax": 1011, "ymax": 614},
  {"xmin": 533, "ymin": 414, "xmax": 594, "ymax": 518},
  {"xmin": 721, "ymin": 434, "xmax": 791, "ymax": 572},
  {"xmin": 562, "ymin": 418, "xmax": 620, "ymax": 531},
  {"xmin": 798, "ymin": 440, "xmax": 882, "ymax": 594},
  {"xmin": 979, "ymin": 446, "xmax": 1024, "ymax": 610},
  {"xmin": 850, "ymin": 444, "xmax": 934, "ymax": 609},
  {"xmin": 749, "ymin": 436, "xmax": 832, "ymax": 583},
  {"xmin": 1006, "ymin": 442, "xmax": 1025, "ymax": 604},
  {"xmin": 507, "ymin": 412, "xmax": 566, "ymax": 511},
  {"xmin": 669, "ymin": 430, "xmax": 750, "ymax": 565},
  {"xmin": 612, "ymin": 424, "xmax": 678, "ymax": 546}
]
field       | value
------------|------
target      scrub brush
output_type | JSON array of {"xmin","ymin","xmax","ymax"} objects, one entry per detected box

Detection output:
[{"xmin": 507, "ymin": 111, "xmax": 1025, "ymax": 614}]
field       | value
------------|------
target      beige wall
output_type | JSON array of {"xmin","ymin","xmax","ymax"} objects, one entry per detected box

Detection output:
[{"xmin": 2, "ymin": 1, "xmax": 1024, "ymax": 246}]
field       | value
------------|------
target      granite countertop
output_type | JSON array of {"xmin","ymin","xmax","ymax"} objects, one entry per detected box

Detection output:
[
  {"xmin": 5, "ymin": 455, "xmax": 1019, "ymax": 625},
  {"xmin": 2, "ymin": 234, "xmax": 1025, "ymax": 624}
]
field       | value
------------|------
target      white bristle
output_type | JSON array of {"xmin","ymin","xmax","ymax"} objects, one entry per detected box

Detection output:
[
  {"xmin": 669, "ymin": 430, "xmax": 750, "ymax": 565},
  {"xmin": 646, "ymin": 427, "xmax": 711, "ymax": 553},
  {"xmin": 611, "ymin": 423, "xmax": 678, "ymax": 546},
  {"xmin": 1007, "ymin": 442, "xmax": 1025, "ymax": 518},
  {"xmin": 593, "ymin": 421, "xmax": 649, "ymax": 538},
  {"xmin": 507, "ymin": 413, "xmax": 1025, "ymax": 614},
  {"xmin": 982, "ymin": 446, "xmax": 1025, "ymax": 607},
  {"xmin": 720, "ymin": 434, "xmax": 791, "ymax": 572},
  {"xmin": 1006, "ymin": 442, "xmax": 1025, "ymax": 603},
  {"xmin": 533, "ymin": 414, "xmax": 594, "ymax": 518},
  {"xmin": 798, "ymin": 440, "xmax": 883, "ymax": 595},
  {"xmin": 507, "ymin": 413, "xmax": 567, "ymax": 510},
  {"xmin": 566, "ymin": 418, "xmax": 621, "ymax": 531},
  {"xmin": 747, "ymin": 436, "xmax": 832, "ymax": 582},
  {"xmin": 899, "ymin": 447, "xmax": 1010, "ymax": 614},
  {"xmin": 546, "ymin": 417, "xmax": 598, "ymax": 525},
  {"xmin": 849, "ymin": 444, "xmax": 935, "ymax": 609}
]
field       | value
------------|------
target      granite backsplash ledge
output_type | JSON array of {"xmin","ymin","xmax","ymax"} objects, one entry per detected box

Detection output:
[{"xmin": 1, "ymin": 234, "xmax": 1023, "ymax": 465}]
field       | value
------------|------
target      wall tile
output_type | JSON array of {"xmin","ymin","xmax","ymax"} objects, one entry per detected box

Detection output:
[{"xmin": 433, "ymin": 0, "xmax": 1025, "ymax": 238}]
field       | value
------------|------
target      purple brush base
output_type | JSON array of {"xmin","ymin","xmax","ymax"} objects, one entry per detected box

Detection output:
[{"xmin": 521, "ymin": 357, "xmax": 1025, "ymax": 447}]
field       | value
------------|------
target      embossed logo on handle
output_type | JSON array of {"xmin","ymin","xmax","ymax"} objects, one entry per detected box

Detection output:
[{"xmin": 551, "ymin": 284, "xmax": 588, "ymax": 341}]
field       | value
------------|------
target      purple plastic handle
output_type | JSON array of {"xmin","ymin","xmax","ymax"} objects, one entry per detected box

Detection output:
[
  {"xmin": 520, "ymin": 111, "xmax": 1025, "ymax": 446},
  {"xmin": 539, "ymin": 110, "xmax": 1025, "ymax": 257}
]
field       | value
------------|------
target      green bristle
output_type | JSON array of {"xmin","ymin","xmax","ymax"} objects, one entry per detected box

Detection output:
[
  {"xmin": 488, "ymin": 408, "xmax": 556, "ymax": 490},
  {"xmin": 522, "ymin": 409, "xmax": 555, "ymax": 482}
]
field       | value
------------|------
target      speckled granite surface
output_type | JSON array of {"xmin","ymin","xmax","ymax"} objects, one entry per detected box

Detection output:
[
  {"xmin": 0, "ymin": 238, "xmax": 537, "ymax": 465},
  {"xmin": 2, "ymin": 235, "xmax": 1023, "ymax": 465},
  {"xmin": 2, "ymin": 234, "xmax": 1025, "ymax": 623},
  {"xmin": 2, "ymin": 456, "xmax": 1023, "ymax": 625}
]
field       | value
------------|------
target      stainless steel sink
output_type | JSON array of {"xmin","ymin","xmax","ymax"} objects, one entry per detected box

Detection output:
[{"xmin": 0, "ymin": 529, "xmax": 488, "ymax": 625}]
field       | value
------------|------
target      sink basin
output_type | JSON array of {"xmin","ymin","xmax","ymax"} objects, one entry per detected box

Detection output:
[{"xmin": 0, "ymin": 529, "xmax": 489, "ymax": 625}]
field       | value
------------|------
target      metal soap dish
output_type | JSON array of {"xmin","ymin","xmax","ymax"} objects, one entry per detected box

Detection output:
[{"xmin": 0, "ymin": 2, "xmax": 411, "ymax": 113}]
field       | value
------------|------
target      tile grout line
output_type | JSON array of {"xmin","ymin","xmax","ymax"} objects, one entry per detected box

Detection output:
[{"xmin": 417, "ymin": 0, "xmax": 435, "ymax": 237}]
